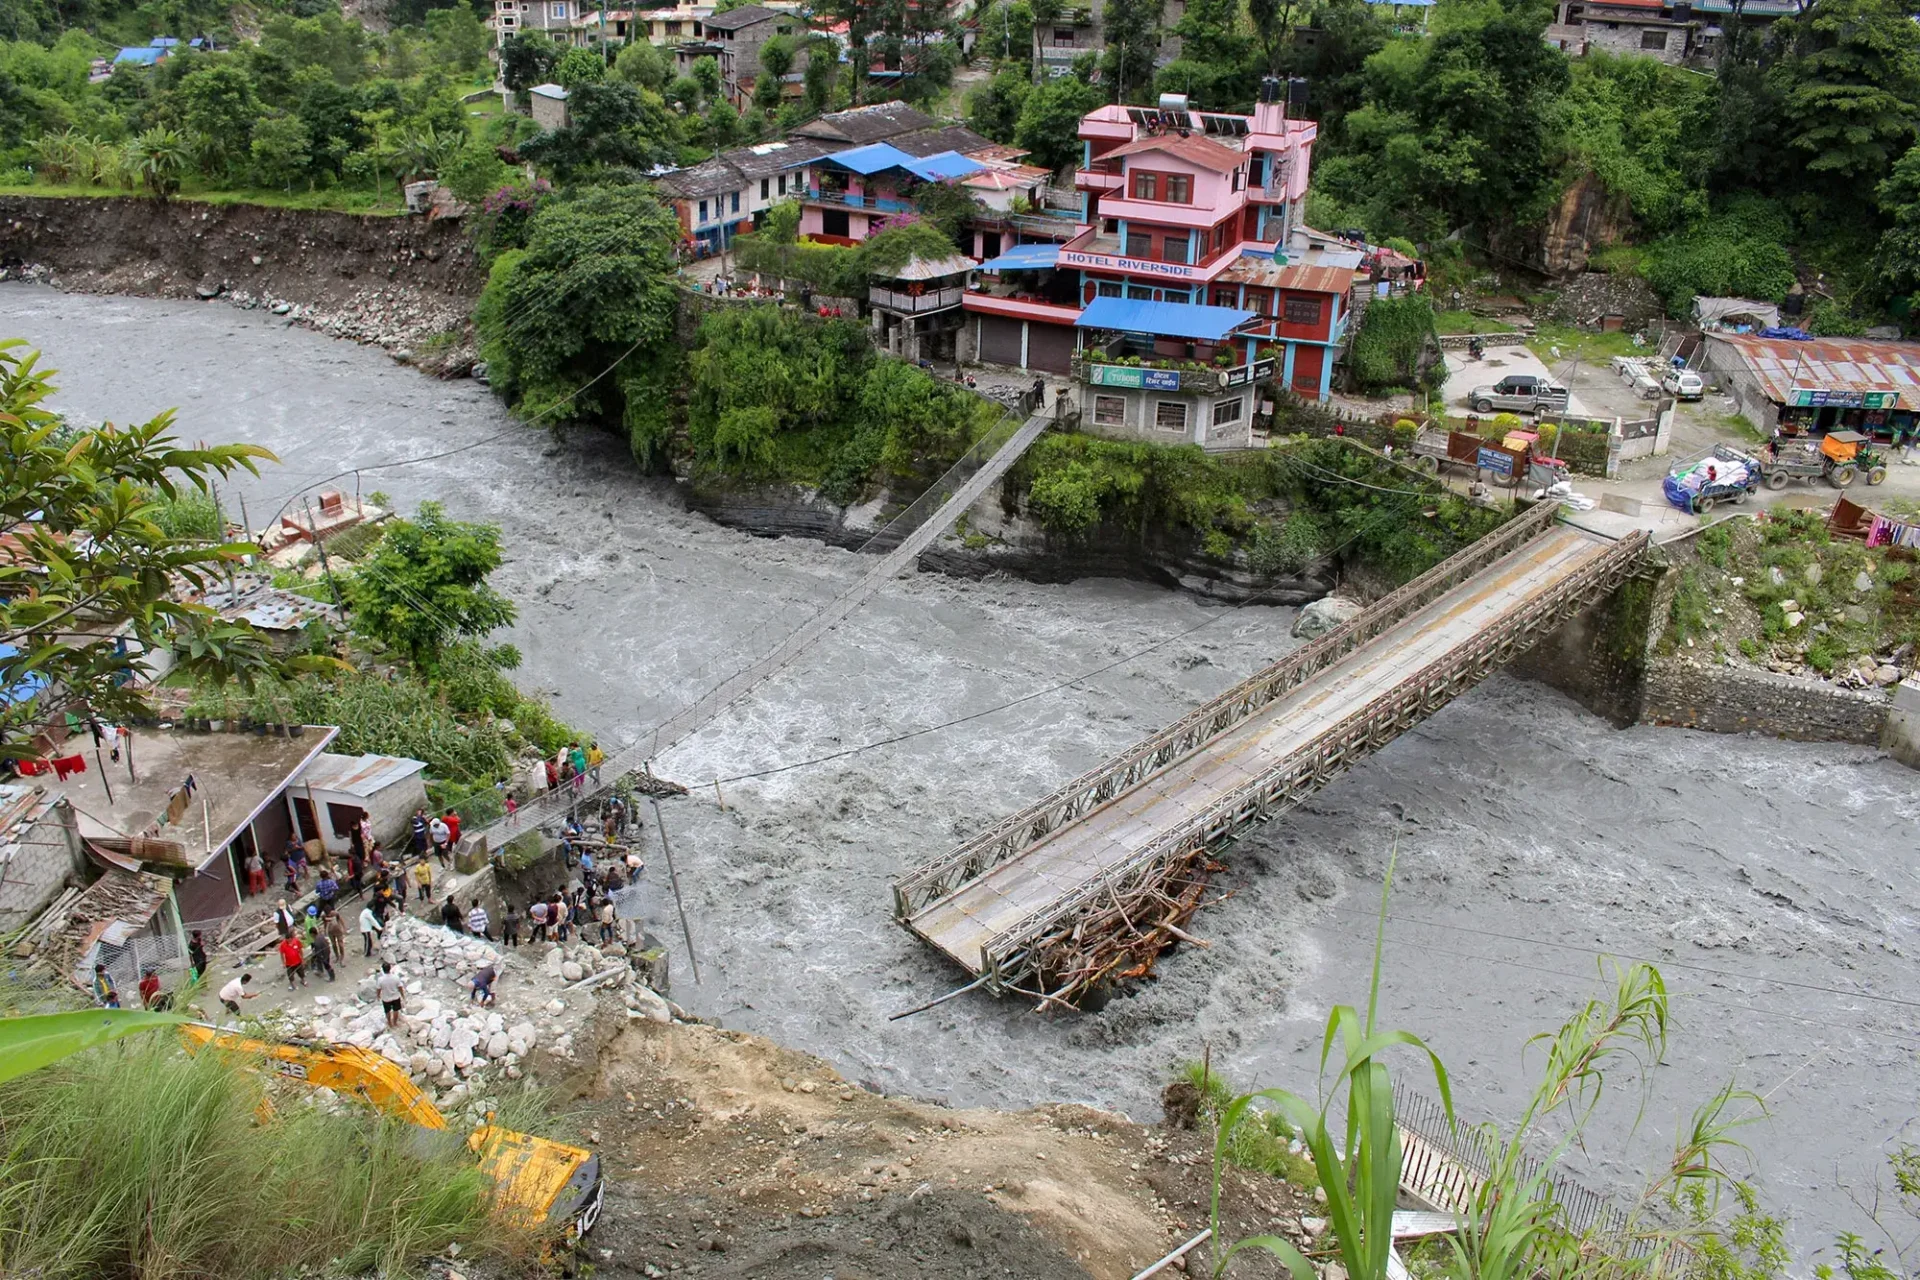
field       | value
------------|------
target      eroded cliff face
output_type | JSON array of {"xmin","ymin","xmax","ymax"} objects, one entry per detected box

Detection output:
[
  {"xmin": 1536, "ymin": 171, "xmax": 1630, "ymax": 276},
  {"xmin": 682, "ymin": 476, "xmax": 1337, "ymax": 605},
  {"xmin": 0, "ymin": 195, "xmax": 481, "ymax": 366}
]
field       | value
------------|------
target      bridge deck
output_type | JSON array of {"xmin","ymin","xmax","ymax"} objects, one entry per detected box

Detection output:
[{"xmin": 905, "ymin": 524, "xmax": 1615, "ymax": 972}]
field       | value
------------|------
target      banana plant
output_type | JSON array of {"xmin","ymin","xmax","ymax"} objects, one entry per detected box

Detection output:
[
  {"xmin": 0, "ymin": 1009, "xmax": 188, "ymax": 1085},
  {"xmin": 1208, "ymin": 843, "xmax": 1453, "ymax": 1280}
]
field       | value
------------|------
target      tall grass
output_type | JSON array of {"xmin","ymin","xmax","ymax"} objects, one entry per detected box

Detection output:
[{"xmin": 0, "ymin": 1035, "xmax": 531, "ymax": 1279}]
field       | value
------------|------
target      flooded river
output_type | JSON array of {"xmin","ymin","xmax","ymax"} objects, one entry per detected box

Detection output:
[{"xmin": 6, "ymin": 286, "xmax": 1915, "ymax": 1257}]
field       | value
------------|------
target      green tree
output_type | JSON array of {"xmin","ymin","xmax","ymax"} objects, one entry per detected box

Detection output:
[
  {"xmin": 615, "ymin": 39, "xmax": 668, "ymax": 90},
  {"xmin": 176, "ymin": 61, "xmax": 262, "ymax": 177},
  {"xmin": 0, "ymin": 341, "xmax": 286, "ymax": 757},
  {"xmin": 131, "ymin": 125, "xmax": 186, "ymax": 197},
  {"xmin": 344, "ymin": 502, "xmax": 515, "ymax": 667},
  {"xmin": 498, "ymin": 32, "xmax": 558, "ymax": 94},
  {"xmin": 1875, "ymin": 147, "xmax": 1920, "ymax": 298},
  {"xmin": 424, "ymin": 6, "xmax": 490, "ymax": 73},
  {"xmin": 554, "ymin": 43, "xmax": 606, "ymax": 90},
  {"xmin": 1767, "ymin": 0, "xmax": 1920, "ymax": 185},
  {"xmin": 441, "ymin": 139, "xmax": 514, "ymax": 204},
  {"xmin": 801, "ymin": 36, "xmax": 839, "ymax": 113},
  {"xmin": 518, "ymin": 80, "xmax": 679, "ymax": 178},
  {"xmin": 1100, "ymin": 0, "xmax": 1162, "ymax": 103},
  {"xmin": 474, "ymin": 184, "xmax": 683, "ymax": 456},
  {"xmin": 759, "ymin": 32, "xmax": 796, "ymax": 81},
  {"xmin": 1014, "ymin": 72, "xmax": 1101, "ymax": 172},
  {"xmin": 1157, "ymin": 0, "xmax": 1256, "ymax": 109},
  {"xmin": 966, "ymin": 65, "xmax": 1030, "ymax": 144},
  {"xmin": 249, "ymin": 111, "xmax": 312, "ymax": 190},
  {"xmin": 690, "ymin": 53, "xmax": 720, "ymax": 101},
  {"xmin": 975, "ymin": 0, "xmax": 1034, "ymax": 66}
]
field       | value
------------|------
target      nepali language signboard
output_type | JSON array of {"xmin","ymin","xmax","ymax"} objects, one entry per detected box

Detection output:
[
  {"xmin": 1090, "ymin": 365, "xmax": 1182, "ymax": 391},
  {"xmin": 1476, "ymin": 446, "xmax": 1516, "ymax": 476},
  {"xmin": 1787, "ymin": 387, "xmax": 1900, "ymax": 410}
]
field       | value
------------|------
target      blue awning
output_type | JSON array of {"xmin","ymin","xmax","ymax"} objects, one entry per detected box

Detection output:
[
  {"xmin": 1076, "ymin": 297, "xmax": 1259, "ymax": 341},
  {"xmin": 976, "ymin": 244, "xmax": 1061, "ymax": 272}
]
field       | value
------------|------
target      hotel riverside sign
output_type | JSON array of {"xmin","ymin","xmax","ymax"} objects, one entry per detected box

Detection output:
[{"xmin": 1058, "ymin": 250, "xmax": 1205, "ymax": 281}]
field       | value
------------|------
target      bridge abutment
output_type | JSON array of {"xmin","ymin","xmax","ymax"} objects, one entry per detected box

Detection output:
[{"xmin": 1511, "ymin": 550, "xmax": 1673, "ymax": 727}]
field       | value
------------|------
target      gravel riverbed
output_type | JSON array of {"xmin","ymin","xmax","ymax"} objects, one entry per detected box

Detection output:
[{"xmin": 5, "ymin": 286, "xmax": 1915, "ymax": 1258}]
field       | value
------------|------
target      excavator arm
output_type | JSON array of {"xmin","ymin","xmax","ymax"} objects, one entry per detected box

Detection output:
[
  {"xmin": 177, "ymin": 1023, "xmax": 602, "ymax": 1239},
  {"xmin": 178, "ymin": 1022, "xmax": 448, "ymax": 1129}
]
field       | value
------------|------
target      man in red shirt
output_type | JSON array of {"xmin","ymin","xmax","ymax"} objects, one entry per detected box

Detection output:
[
  {"xmin": 443, "ymin": 809, "xmax": 461, "ymax": 852},
  {"xmin": 137, "ymin": 967, "xmax": 168, "ymax": 1010},
  {"xmin": 279, "ymin": 933, "xmax": 308, "ymax": 990}
]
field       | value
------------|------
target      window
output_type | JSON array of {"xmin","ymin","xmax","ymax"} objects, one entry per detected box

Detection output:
[
  {"xmin": 698, "ymin": 199, "xmax": 708, "ymax": 223},
  {"xmin": 549, "ymin": 1, "xmax": 566, "ymax": 17},
  {"xmin": 1284, "ymin": 295, "xmax": 1322, "ymax": 325},
  {"xmin": 761, "ymin": 178, "xmax": 770, "ymax": 199},
  {"xmin": 1213, "ymin": 397, "xmax": 1244, "ymax": 426},
  {"xmin": 1053, "ymin": 26, "xmax": 1076, "ymax": 43},
  {"xmin": 1127, "ymin": 284, "xmax": 1155, "ymax": 300},
  {"xmin": 666, "ymin": 20, "xmax": 680, "ymax": 33},
  {"xmin": 1162, "ymin": 236, "xmax": 1189, "ymax": 264},
  {"xmin": 1125, "ymin": 232, "xmax": 1153, "ymax": 259},
  {"xmin": 1154, "ymin": 401, "xmax": 1190, "ymax": 433},
  {"xmin": 1212, "ymin": 289, "xmax": 1238, "ymax": 307},
  {"xmin": 1096, "ymin": 280, "xmax": 1123, "ymax": 297},
  {"xmin": 1639, "ymin": 29, "xmax": 1667, "ymax": 48},
  {"xmin": 1131, "ymin": 172, "xmax": 1159, "ymax": 201},
  {"xmin": 730, "ymin": 191, "xmax": 740, "ymax": 213},
  {"xmin": 1164, "ymin": 174, "xmax": 1190, "ymax": 203},
  {"xmin": 1094, "ymin": 395, "xmax": 1127, "ymax": 426}
]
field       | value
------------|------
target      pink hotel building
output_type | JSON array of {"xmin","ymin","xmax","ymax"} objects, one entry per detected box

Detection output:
[{"xmin": 962, "ymin": 79, "xmax": 1359, "ymax": 404}]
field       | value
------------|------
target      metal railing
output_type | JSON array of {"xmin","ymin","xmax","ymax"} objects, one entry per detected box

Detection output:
[
  {"xmin": 805, "ymin": 188, "xmax": 913, "ymax": 213},
  {"xmin": 870, "ymin": 285, "xmax": 966, "ymax": 313},
  {"xmin": 892, "ymin": 499, "xmax": 1569, "ymax": 918},
  {"xmin": 973, "ymin": 526, "xmax": 1649, "ymax": 986}
]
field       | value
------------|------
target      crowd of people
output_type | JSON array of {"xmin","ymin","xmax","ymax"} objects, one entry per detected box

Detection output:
[{"xmin": 106, "ymin": 778, "xmax": 642, "ymax": 1014}]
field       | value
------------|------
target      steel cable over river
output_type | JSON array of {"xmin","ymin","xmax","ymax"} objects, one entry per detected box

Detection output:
[{"xmin": 5, "ymin": 287, "xmax": 1916, "ymax": 1254}]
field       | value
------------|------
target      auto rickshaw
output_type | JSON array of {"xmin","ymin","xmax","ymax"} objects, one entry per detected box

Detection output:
[{"xmin": 1820, "ymin": 430, "xmax": 1888, "ymax": 487}]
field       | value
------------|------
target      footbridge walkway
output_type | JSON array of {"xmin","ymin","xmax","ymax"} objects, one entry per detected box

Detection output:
[
  {"xmin": 892, "ymin": 501, "xmax": 1649, "ymax": 1003},
  {"xmin": 458, "ymin": 408, "xmax": 1058, "ymax": 858}
]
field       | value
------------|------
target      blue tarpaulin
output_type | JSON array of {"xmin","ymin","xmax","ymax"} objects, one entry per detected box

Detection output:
[
  {"xmin": 905, "ymin": 151, "xmax": 985, "ymax": 181},
  {"xmin": 976, "ymin": 244, "xmax": 1061, "ymax": 271},
  {"xmin": 1076, "ymin": 296, "xmax": 1259, "ymax": 341},
  {"xmin": 0, "ymin": 645, "xmax": 48, "ymax": 706},
  {"xmin": 113, "ymin": 46, "xmax": 164, "ymax": 64}
]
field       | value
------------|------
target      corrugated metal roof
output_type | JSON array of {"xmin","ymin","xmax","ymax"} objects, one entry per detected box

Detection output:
[
  {"xmin": 1217, "ymin": 258, "xmax": 1357, "ymax": 294},
  {"xmin": 297, "ymin": 751, "xmax": 429, "ymax": 798},
  {"xmin": 890, "ymin": 124, "xmax": 994, "ymax": 158},
  {"xmin": 702, "ymin": 3, "xmax": 779, "ymax": 28},
  {"xmin": 1077, "ymin": 297, "xmax": 1258, "ymax": 341},
  {"xmin": 883, "ymin": 253, "xmax": 977, "ymax": 280},
  {"xmin": 1103, "ymin": 133, "xmax": 1244, "ymax": 173},
  {"xmin": 1709, "ymin": 334, "xmax": 1920, "ymax": 410},
  {"xmin": 791, "ymin": 101, "xmax": 936, "ymax": 145}
]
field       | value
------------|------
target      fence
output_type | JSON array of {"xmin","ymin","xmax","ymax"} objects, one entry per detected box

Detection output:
[
  {"xmin": 1394, "ymin": 1082, "xmax": 1679, "ymax": 1263},
  {"xmin": 91, "ymin": 914, "xmax": 232, "ymax": 1001}
]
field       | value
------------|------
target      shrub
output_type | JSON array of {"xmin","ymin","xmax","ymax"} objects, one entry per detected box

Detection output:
[{"xmin": 1348, "ymin": 294, "xmax": 1437, "ymax": 393}]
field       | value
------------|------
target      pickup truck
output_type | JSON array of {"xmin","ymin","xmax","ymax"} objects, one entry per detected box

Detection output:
[{"xmin": 1468, "ymin": 375, "xmax": 1570, "ymax": 416}]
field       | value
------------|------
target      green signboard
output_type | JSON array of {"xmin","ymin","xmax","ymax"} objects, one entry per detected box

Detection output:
[
  {"xmin": 1787, "ymin": 387, "xmax": 1899, "ymax": 410},
  {"xmin": 1089, "ymin": 365, "xmax": 1182, "ymax": 390}
]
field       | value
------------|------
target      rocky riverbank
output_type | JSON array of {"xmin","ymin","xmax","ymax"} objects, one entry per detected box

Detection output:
[{"xmin": 0, "ymin": 194, "xmax": 482, "ymax": 373}]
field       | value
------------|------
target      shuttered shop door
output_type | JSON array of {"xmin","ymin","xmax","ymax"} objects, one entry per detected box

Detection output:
[
  {"xmin": 978, "ymin": 316, "xmax": 1023, "ymax": 365},
  {"xmin": 1027, "ymin": 322, "xmax": 1074, "ymax": 374}
]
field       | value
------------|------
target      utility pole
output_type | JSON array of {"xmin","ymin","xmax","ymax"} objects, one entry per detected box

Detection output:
[{"xmin": 304, "ymin": 499, "xmax": 344, "ymax": 609}]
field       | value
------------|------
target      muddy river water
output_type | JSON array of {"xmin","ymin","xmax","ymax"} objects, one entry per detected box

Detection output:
[{"xmin": 6, "ymin": 287, "xmax": 1916, "ymax": 1258}]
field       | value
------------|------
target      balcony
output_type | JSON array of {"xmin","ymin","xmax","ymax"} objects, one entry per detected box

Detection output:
[
  {"xmin": 973, "ymin": 206, "xmax": 1087, "ymax": 239},
  {"xmin": 870, "ymin": 285, "xmax": 966, "ymax": 313},
  {"xmin": 804, "ymin": 188, "xmax": 915, "ymax": 214},
  {"xmin": 1075, "ymin": 165, "xmax": 1124, "ymax": 193}
]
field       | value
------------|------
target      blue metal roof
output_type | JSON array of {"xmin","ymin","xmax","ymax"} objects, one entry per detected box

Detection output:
[
  {"xmin": 150, "ymin": 35, "xmax": 180, "ymax": 45},
  {"xmin": 805, "ymin": 143, "xmax": 984, "ymax": 182},
  {"xmin": 907, "ymin": 151, "xmax": 984, "ymax": 181},
  {"xmin": 113, "ymin": 46, "xmax": 164, "ymax": 64},
  {"xmin": 976, "ymin": 243, "xmax": 1061, "ymax": 271},
  {"xmin": 1076, "ymin": 297, "xmax": 1259, "ymax": 341}
]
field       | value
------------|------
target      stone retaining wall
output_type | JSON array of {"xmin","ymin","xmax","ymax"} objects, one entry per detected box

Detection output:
[{"xmin": 1641, "ymin": 658, "xmax": 1891, "ymax": 744}]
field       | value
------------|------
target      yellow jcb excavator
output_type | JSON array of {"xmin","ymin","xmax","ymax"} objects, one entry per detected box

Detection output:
[{"xmin": 178, "ymin": 1023, "xmax": 604, "ymax": 1243}]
